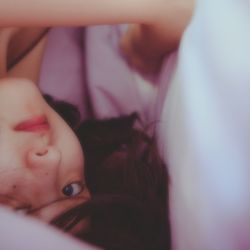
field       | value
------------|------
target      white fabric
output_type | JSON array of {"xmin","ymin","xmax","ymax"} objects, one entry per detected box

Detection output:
[
  {"xmin": 0, "ymin": 207, "xmax": 99, "ymax": 250},
  {"xmin": 85, "ymin": 25, "xmax": 159, "ymax": 123},
  {"xmin": 160, "ymin": 0, "xmax": 250, "ymax": 249}
]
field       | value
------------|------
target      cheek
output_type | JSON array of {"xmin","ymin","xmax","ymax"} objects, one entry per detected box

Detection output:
[
  {"xmin": 48, "ymin": 109, "xmax": 85, "ymax": 182},
  {"xmin": 0, "ymin": 170, "xmax": 22, "ymax": 195},
  {"xmin": 64, "ymin": 138, "xmax": 84, "ymax": 169},
  {"xmin": 58, "ymin": 132, "xmax": 85, "ymax": 179}
]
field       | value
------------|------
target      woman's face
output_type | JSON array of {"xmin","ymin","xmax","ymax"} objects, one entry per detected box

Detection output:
[{"xmin": 0, "ymin": 77, "xmax": 90, "ymax": 222}]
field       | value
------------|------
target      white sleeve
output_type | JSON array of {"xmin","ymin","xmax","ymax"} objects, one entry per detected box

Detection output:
[{"xmin": 159, "ymin": 0, "xmax": 250, "ymax": 249}]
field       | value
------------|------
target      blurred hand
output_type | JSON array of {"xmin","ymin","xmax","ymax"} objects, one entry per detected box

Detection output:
[{"xmin": 120, "ymin": 24, "xmax": 165, "ymax": 76}]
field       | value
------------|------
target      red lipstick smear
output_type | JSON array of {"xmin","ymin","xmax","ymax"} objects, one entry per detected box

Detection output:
[{"xmin": 14, "ymin": 115, "xmax": 50, "ymax": 132}]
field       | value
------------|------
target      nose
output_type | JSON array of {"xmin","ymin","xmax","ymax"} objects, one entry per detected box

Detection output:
[
  {"xmin": 26, "ymin": 146, "xmax": 61, "ymax": 170},
  {"xmin": 0, "ymin": 129, "xmax": 63, "ymax": 210},
  {"xmin": 24, "ymin": 146, "xmax": 62, "ymax": 206},
  {"xmin": 0, "ymin": 144, "xmax": 62, "ymax": 210}
]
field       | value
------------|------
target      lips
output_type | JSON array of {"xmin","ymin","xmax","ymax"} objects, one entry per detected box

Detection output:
[{"xmin": 14, "ymin": 115, "xmax": 50, "ymax": 132}]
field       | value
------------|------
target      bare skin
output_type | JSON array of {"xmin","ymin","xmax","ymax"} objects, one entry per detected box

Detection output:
[
  {"xmin": 0, "ymin": 0, "xmax": 195, "ymax": 79},
  {"xmin": 0, "ymin": 0, "xmax": 195, "ymax": 85},
  {"xmin": 120, "ymin": 1, "xmax": 195, "ymax": 74},
  {"xmin": 0, "ymin": 0, "xmax": 195, "ymax": 223},
  {"xmin": 0, "ymin": 28, "xmax": 48, "ymax": 82},
  {"xmin": 0, "ymin": 78, "xmax": 90, "ymax": 223}
]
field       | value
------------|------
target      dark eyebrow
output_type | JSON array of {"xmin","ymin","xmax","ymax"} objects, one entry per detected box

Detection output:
[
  {"xmin": 28, "ymin": 197, "xmax": 65, "ymax": 214},
  {"xmin": 28, "ymin": 196, "xmax": 85, "ymax": 214}
]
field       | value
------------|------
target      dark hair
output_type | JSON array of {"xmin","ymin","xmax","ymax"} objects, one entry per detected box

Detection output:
[{"xmin": 44, "ymin": 95, "xmax": 170, "ymax": 250}]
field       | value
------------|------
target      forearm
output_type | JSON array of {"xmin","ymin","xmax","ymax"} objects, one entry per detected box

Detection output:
[
  {"xmin": 0, "ymin": 0, "xmax": 195, "ymax": 27},
  {"xmin": 0, "ymin": 0, "xmax": 154, "ymax": 26}
]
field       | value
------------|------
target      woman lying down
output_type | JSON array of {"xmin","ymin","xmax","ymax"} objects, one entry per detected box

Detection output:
[
  {"xmin": 0, "ymin": 0, "xmax": 194, "ymax": 249},
  {"xmin": 0, "ymin": 78, "xmax": 169, "ymax": 249}
]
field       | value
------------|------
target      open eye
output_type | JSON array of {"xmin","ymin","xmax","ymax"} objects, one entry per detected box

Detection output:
[{"xmin": 62, "ymin": 182, "xmax": 83, "ymax": 197}]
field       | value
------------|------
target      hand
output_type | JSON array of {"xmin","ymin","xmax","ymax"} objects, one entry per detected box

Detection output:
[
  {"xmin": 120, "ymin": 24, "xmax": 165, "ymax": 75},
  {"xmin": 120, "ymin": 0, "xmax": 195, "ymax": 75}
]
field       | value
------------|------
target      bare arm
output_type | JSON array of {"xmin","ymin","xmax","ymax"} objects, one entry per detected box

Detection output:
[
  {"xmin": 0, "ymin": 0, "xmax": 158, "ymax": 26},
  {"xmin": 120, "ymin": 0, "xmax": 195, "ymax": 74},
  {"xmin": 0, "ymin": 0, "xmax": 195, "ymax": 74},
  {"xmin": 0, "ymin": 0, "xmax": 193, "ymax": 27}
]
